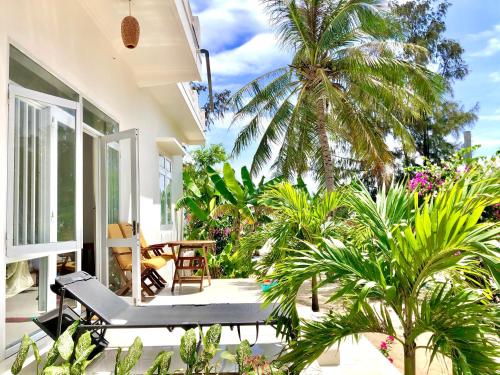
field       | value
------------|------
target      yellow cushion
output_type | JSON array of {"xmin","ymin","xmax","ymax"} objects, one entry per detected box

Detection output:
[
  {"xmin": 64, "ymin": 261, "xmax": 76, "ymax": 271},
  {"xmin": 142, "ymin": 256, "xmax": 167, "ymax": 270},
  {"xmin": 119, "ymin": 223, "xmax": 149, "ymax": 249}
]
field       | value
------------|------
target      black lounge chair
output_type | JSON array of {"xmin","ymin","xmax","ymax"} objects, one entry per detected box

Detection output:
[{"xmin": 34, "ymin": 271, "xmax": 280, "ymax": 352}]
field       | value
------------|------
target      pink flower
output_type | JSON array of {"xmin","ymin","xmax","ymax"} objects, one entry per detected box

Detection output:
[
  {"xmin": 388, "ymin": 357, "xmax": 394, "ymax": 363},
  {"xmin": 380, "ymin": 341, "xmax": 387, "ymax": 350},
  {"xmin": 387, "ymin": 336, "xmax": 395, "ymax": 342},
  {"xmin": 454, "ymin": 251, "xmax": 462, "ymax": 256}
]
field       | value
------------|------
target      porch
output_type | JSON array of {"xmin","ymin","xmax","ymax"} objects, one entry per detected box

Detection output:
[{"xmin": 0, "ymin": 278, "xmax": 401, "ymax": 375}]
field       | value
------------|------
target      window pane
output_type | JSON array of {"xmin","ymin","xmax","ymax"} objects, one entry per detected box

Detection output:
[
  {"xmin": 108, "ymin": 147, "xmax": 120, "ymax": 224},
  {"xmin": 58, "ymin": 118, "xmax": 76, "ymax": 241},
  {"xmin": 83, "ymin": 99, "xmax": 118, "ymax": 135},
  {"xmin": 13, "ymin": 96, "xmax": 76, "ymax": 245},
  {"xmin": 9, "ymin": 46, "xmax": 78, "ymax": 102},
  {"xmin": 160, "ymin": 172, "xmax": 172, "ymax": 226}
]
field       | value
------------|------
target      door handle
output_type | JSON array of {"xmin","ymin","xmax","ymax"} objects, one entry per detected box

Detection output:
[{"xmin": 132, "ymin": 221, "xmax": 139, "ymax": 236}]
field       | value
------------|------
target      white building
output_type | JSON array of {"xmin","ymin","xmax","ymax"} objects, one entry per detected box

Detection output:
[{"xmin": 0, "ymin": 0, "xmax": 206, "ymax": 359}]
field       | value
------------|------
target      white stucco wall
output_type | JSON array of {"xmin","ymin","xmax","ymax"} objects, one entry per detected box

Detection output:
[{"xmin": 0, "ymin": 0, "xmax": 193, "ymax": 357}]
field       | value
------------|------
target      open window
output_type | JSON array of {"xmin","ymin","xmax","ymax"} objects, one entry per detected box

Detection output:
[{"xmin": 7, "ymin": 85, "xmax": 79, "ymax": 256}]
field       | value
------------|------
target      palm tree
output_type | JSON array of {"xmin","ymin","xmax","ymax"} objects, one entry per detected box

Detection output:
[
  {"xmin": 231, "ymin": 0, "xmax": 443, "ymax": 190},
  {"xmin": 239, "ymin": 181, "xmax": 341, "ymax": 311},
  {"xmin": 265, "ymin": 170, "xmax": 500, "ymax": 375}
]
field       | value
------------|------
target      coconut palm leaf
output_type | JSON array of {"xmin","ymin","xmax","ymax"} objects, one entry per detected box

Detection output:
[{"xmin": 231, "ymin": 0, "xmax": 443, "ymax": 187}]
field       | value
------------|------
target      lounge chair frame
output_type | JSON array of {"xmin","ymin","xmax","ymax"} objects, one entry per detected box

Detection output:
[{"xmin": 35, "ymin": 272, "xmax": 282, "ymax": 351}]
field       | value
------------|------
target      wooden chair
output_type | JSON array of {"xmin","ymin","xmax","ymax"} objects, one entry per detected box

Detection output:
[
  {"xmin": 108, "ymin": 224, "xmax": 167, "ymax": 297},
  {"xmin": 118, "ymin": 223, "xmax": 175, "ymax": 286},
  {"xmin": 57, "ymin": 254, "xmax": 76, "ymax": 275},
  {"xmin": 119, "ymin": 222, "xmax": 176, "ymax": 261}
]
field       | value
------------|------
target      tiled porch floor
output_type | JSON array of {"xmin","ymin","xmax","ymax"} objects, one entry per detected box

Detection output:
[{"xmin": 1, "ymin": 278, "xmax": 400, "ymax": 374}]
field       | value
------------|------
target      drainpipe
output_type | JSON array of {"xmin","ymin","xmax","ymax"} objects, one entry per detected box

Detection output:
[{"xmin": 199, "ymin": 49, "xmax": 214, "ymax": 113}]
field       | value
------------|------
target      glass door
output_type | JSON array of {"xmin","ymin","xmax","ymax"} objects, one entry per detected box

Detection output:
[
  {"xmin": 5, "ymin": 84, "xmax": 80, "ymax": 354},
  {"xmin": 100, "ymin": 129, "xmax": 141, "ymax": 304}
]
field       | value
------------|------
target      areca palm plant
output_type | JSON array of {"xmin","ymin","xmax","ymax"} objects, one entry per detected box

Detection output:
[
  {"xmin": 239, "ymin": 181, "xmax": 342, "ymax": 311},
  {"xmin": 265, "ymin": 170, "xmax": 500, "ymax": 375},
  {"xmin": 231, "ymin": 0, "xmax": 443, "ymax": 190}
]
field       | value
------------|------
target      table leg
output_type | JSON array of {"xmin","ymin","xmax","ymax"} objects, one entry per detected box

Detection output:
[
  {"xmin": 171, "ymin": 246, "xmax": 180, "ymax": 292},
  {"xmin": 203, "ymin": 245, "xmax": 212, "ymax": 286}
]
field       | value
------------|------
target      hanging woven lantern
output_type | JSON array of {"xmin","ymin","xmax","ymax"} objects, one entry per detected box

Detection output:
[{"xmin": 121, "ymin": 0, "xmax": 140, "ymax": 49}]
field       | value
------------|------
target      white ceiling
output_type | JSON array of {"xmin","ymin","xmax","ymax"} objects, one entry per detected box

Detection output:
[{"xmin": 78, "ymin": 0, "xmax": 202, "ymax": 87}]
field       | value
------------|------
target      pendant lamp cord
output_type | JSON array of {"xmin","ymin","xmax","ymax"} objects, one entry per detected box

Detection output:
[{"xmin": 129, "ymin": 0, "xmax": 131, "ymax": 16}]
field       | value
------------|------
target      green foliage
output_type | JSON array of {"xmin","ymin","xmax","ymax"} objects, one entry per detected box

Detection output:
[
  {"xmin": 42, "ymin": 364, "xmax": 70, "ymax": 375},
  {"xmin": 235, "ymin": 340, "xmax": 252, "ymax": 374},
  {"xmin": 11, "ymin": 335, "xmax": 31, "ymax": 375},
  {"xmin": 114, "ymin": 337, "xmax": 143, "ymax": 375},
  {"xmin": 11, "ymin": 324, "xmax": 257, "ymax": 375},
  {"xmin": 190, "ymin": 84, "xmax": 231, "ymax": 131},
  {"xmin": 239, "ymin": 182, "xmax": 342, "ymax": 274},
  {"xmin": 207, "ymin": 243, "xmax": 240, "ymax": 278},
  {"xmin": 223, "ymin": 340, "xmax": 287, "ymax": 375},
  {"xmin": 390, "ymin": 0, "xmax": 478, "ymax": 165},
  {"xmin": 189, "ymin": 144, "xmax": 229, "ymax": 173},
  {"xmin": 144, "ymin": 351, "xmax": 172, "ymax": 375},
  {"xmin": 194, "ymin": 325, "xmax": 222, "ymax": 374},
  {"xmin": 264, "ymin": 171, "xmax": 500, "ymax": 374},
  {"xmin": 11, "ymin": 321, "xmax": 100, "ymax": 375},
  {"xmin": 180, "ymin": 329, "xmax": 197, "ymax": 374},
  {"xmin": 179, "ymin": 159, "xmax": 281, "ymax": 278}
]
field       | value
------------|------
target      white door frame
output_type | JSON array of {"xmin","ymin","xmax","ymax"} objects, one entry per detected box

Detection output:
[{"xmin": 100, "ymin": 128, "xmax": 141, "ymax": 304}]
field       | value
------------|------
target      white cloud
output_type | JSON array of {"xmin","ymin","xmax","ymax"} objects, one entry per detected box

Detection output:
[
  {"xmin": 490, "ymin": 72, "xmax": 500, "ymax": 82},
  {"xmin": 193, "ymin": 0, "xmax": 270, "ymax": 53},
  {"xmin": 479, "ymin": 114, "xmax": 500, "ymax": 121},
  {"xmin": 470, "ymin": 37, "xmax": 500, "ymax": 57},
  {"xmin": 473, "ymin": 138, "xmax": 500, "ymax": 147},
  {"xmin": 467, "ymin": 24, "xmax": 500, "ymax": 57},
  {"xmin": 211, "ymin": 33, "xmax": 290, "ymax": 77},
  {"xmin": 465, "ymin": 24, "xmax": 500, "ymax": 41}
]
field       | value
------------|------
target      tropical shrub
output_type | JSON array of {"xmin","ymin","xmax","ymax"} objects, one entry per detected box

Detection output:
[
  {"xmin": 265, "ymin": 170, "xmax": 500, "ymax": 375},
  {"xmin": 238, "ymin": 181, "xmax": 342, "ymax": 311},
  {"xmin": 12, "ymin": 323, "xmax": 271, "ymax": 374},
  {"xmin": 222, "ymin": 339, "xmax": 287, "ymax": 375},
  {"xmin": 11, "ymin": 321, "xmax": 101, "ymax": 375},
  {"xmin": 406, "ymin": 147, "xmax": 498, "ymax": 197},
  {"xmin": 114, "ymin": 337, "xmax": 143, "ymax": 375},
  {"xmin": 178, "ymin": 161, "xmax": 280, "ymax": 278}
]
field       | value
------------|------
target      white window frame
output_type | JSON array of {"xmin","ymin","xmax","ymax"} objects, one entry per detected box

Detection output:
[
  {"xmin": 6, "ymin": 84, "xmax": 82, "ymax": 257},
  {"xmin": 159, "ymin": 154, "xmax": 173, "ymax": 229}
]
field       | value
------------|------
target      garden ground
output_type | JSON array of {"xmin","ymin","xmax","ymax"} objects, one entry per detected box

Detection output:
[{"xmin": 297, "ymin": 280, "xmax": 452, "ymax": 375}]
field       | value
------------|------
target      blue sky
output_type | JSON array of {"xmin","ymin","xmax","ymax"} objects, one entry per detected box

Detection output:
[{"xmin": 191, "ymin": 0, "xmax": 500, "ymax": 174}]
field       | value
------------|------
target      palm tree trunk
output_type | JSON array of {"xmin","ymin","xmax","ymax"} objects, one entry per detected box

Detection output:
[
  {"xmin": 311, "ymin": 98, "xmax": 332, "ymax": 313},
  {"xmin": 311, "ymin": 274, "xmax": 319, "ymax": 312},
  {"xmin": 316, "ymin": 99, "xmax": 335, "ymax": 192},
  {"xmin": 403, "ymin": 342, "xmax": 416, "ymax": 375}
]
